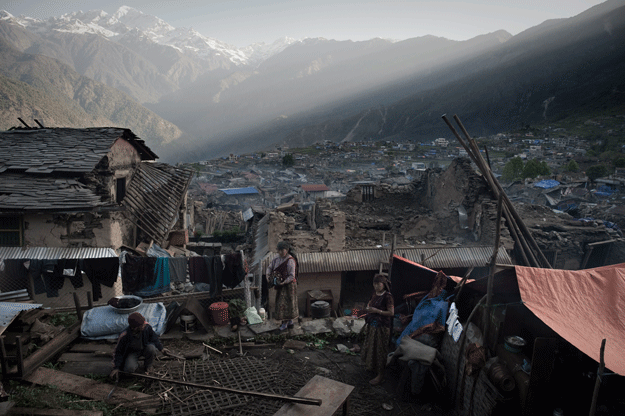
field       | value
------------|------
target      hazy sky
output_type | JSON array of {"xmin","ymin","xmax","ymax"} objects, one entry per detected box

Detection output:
[{"xmin": 0, "ymin": 0, "xmax": 608, "ymax": 47}]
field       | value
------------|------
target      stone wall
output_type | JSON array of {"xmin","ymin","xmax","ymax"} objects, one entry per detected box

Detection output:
[{"xmin": 23, "ymin": 211, "xmax": 134, "ymax": 249}]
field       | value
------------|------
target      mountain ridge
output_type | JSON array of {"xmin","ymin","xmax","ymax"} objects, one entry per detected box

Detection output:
[{"xmin": 0, "ymin": 1, "xmax": 623, "ymax": 163}]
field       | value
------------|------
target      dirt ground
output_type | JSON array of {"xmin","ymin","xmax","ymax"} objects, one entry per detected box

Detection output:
[{"xmin": 141, "ymin": 336, "xmax": 453, "ymax": 416}]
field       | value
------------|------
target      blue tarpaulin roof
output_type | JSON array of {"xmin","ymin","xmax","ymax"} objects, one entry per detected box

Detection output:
[
  {"xmin": 595, "ymin": 185, "xmax": 616, "ymax": 196},
  {"xmin": 534, "ymin": 180, "xmax": 560, "ymax": 189},
  {"xmin": 219, "ymin": 187, "xmax": 259, "ymax": 195}
]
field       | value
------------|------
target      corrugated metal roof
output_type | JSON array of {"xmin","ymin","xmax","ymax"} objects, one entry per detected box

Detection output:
[
  {"xmin": 219, "ymin": 187, "xmax": 259, "ymax": 195},
  {"xmin": 261, "ymin": 246, "xmax": 512, "ymax": 274},
  {"xmin": 0, "ymin": 246, "xmax": 117, "ymax": 260},
  {"xmin": 0, "ymin": 302, "xmax": 42, "ymax": 328}
]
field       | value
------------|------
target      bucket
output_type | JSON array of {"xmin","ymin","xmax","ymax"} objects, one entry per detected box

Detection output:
[
  {"xmin": 180, "ymin": 314, "xmax": 196, "ymax": 333},
  {"xmin": 209, "ymin": 301, "xmax": 229, "ymax": 326},
  {"xmin": 311, "ymin": 301, "xmax": 330, "ymax": 319}
]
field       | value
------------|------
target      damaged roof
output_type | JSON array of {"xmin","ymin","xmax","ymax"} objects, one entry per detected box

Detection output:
[
  {"xmin": 0, "ymin": 174, "xmax": 105, "ymax": 211},
  {"xmin": 0, "ymin": 128, "xmax": 158, "ymax": 212},
  {"xmin": 123, "ymin": 163, "xmax": 194, "ymax": 245}
]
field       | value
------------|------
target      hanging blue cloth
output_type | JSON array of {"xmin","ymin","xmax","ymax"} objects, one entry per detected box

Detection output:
[
  {"xmin": 134, "ymin": 257, "xmax": 171, "ymax": 297},
  {"xmin": 396, "ymin": 289, "xmax": 449, "ymax": 346}
]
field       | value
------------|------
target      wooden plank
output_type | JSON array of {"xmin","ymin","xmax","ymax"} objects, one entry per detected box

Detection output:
[
  {"xmin": 68, "ymin": 343, "xmax": 115, "ymax": 354},
  {"xmin": 58, "ymin": 353, "xmax": 110, "ymax": 362},
  {"xmin": 24, "ymin": 367, "xmax": 159, "ymax": 413},
  {"xmin": 19, "ymin": 322, "xmax": 81, "ymax": 378},
  {"xmin": 8, "ymin": 407, "xmax": 103, "ymax": 415},
  {"xmin": 273, "ymin": 375, "xmax": 353, "ymax": 416}
]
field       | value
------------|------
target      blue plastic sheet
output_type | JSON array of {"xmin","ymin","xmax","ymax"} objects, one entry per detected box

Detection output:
[
  {"xmin": 396, "ymin": 290, "xmax": 448, "ymax": 346},
  {"xmin": 534, "ymin": 180, "xmax": 560, "ymax": 189},
  {"xmin": 80, "ymin": 301, "xmax": 167, "ymax": 340}
]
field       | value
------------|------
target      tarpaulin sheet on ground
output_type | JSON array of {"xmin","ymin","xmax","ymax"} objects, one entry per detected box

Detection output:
[{"xmin": 516, "ymin": 263, "xmax": 625, "ymax": 375}]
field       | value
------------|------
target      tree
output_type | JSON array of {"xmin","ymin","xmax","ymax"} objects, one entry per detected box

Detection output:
[
  {"xmin": 563, "ymin": 160, "xmax": 579, "ymax": 172},
  {"xmin": 614, "ymin": 158, "xmax": 625, "ymax": 168},
  {"xmin": 522, "ymin": 159, "xmax": 543, "ymax": 179},
  {"xmin": 282, "ymin": 153, "xmax": 295, "ymax": 167},
  {"xmin": 502, "ymin": 157, "xmax": 524, "ymax": 182},
  {"xmin": 586, "ymin": 164, "xmax": 609, "ymax": 182}
]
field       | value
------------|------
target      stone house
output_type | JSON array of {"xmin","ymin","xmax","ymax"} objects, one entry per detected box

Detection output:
[
  {"xmin": 0, "ymin": 127, "xmax": 193, "ymax": 249},
  {"xmin": 0, "ymin": 127, "xmax": 193, "ymax": 307}
]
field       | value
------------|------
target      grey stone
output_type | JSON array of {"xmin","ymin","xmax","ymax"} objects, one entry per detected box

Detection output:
[
  {"xmin": 332, "ymin": 318, "xmax": 352, "ymax": 336},
  {"xmin": 301, "ymin": 318, "xmax": 332, "ymax": 334},
  {"xmin": 315, "ymin": 366, "xmax": 332, "ymax": 375},
  {"xmin": 336, "ymin": 344, "xmax": 349, "ymax": 353},
  {"xmin": 351, "ymin": 319, "xmax": 366, "ymax": 334}
]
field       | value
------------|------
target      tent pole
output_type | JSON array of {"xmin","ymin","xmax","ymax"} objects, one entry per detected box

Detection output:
[{"xmin": 589, "ymin": 339, "xmax": 606, "ymax": 416}]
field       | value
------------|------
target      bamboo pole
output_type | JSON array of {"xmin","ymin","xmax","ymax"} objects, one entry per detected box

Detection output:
[
  {"xmin": 453, "ymin": 115, "xmax": 552, "ymax": 268},
  {"xmin": 483, "ymin": 194, "xmax": 503, "ymax": 350},
  {"xmin": 442, "ymin": 115, "xmax": 533, "ymax": 266}
]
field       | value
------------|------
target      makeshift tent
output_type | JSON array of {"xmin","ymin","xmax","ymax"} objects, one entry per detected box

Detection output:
[
  {"xmin": 516, "ymin": 263, "xmax": 625, "ymax": 375},
  {"xmin": 389, "ymin": 255, "xmax": 456, "ymax": 307}
]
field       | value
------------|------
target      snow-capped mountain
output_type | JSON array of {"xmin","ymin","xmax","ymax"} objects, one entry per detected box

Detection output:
[{"xmin": 0, "ymin": 6, "xmax": 296, "ymax": 66}]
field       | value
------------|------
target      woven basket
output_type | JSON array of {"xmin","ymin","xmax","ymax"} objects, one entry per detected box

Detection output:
[{"xmin": 209, "ymin": 301, "xmax": 229, "ymax": 326}]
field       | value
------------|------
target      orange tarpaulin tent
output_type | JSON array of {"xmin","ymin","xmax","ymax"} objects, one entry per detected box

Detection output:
[{"xmin": 516, "ymin": 263, "xmax": 625, "ymax": 375}]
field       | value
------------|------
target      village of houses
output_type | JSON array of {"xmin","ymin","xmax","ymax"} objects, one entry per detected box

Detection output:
[{"xmin": 0, "ymin": 123, "xmax": 623, "ymax": 416}]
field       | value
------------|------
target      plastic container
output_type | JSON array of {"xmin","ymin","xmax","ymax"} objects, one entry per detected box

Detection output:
[
  {"xmin": 258, "ymin": 308, "xmax": 266, "ymax": 322},
  {"xmin": 311, "ymin": 301, "xmax": 330, "ymax": 318},
  {"xmin": 209, "ymin": 301, "xmax": 229, "ymax": 326}
]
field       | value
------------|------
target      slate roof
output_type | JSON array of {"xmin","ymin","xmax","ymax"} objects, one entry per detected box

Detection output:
[
  {"xmin": 0, "ymin": 128, "xmax": 157, "ymax": 174},
  {"xmin": 0, "ymin": 173, "xmax": 105, "ymax": 210},
  {"xmin": 0, "ymin": 128, "xmax": 158, "ymax": 212}
]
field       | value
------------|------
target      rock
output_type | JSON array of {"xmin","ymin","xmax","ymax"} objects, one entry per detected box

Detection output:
[
  {"xmin": 336, "ymin": 344, "xmax": 349, "ymax": 353},
  {"xmin": 351, "ymin": 319, "xmax": 366, "ymax": 334},
  {"xmin": 332, "ymin": 318, "xmax": 352, "ymax": 336},
  {"xmin": 301, "ymin": 319, "xmax": 332, "ymax": 334}
]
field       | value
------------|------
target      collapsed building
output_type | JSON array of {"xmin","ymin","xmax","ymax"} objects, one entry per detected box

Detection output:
[{"xmin": 251, "ymin": 156, "xmax": 625, "ymax": 416}]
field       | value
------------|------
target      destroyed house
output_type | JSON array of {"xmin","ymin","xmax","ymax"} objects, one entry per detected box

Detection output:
[{"xmin": 0, "ymin": 127, "xmax": 193, "ymax": 249}]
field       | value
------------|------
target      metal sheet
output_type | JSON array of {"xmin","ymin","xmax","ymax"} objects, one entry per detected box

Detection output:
[
  {"xmin": 0, "ymin": 246, "xmax": 117, "ymax": 260},
  {"xmin": 261, "ymin": 246, "xmax": 512, "ymax": 274}
]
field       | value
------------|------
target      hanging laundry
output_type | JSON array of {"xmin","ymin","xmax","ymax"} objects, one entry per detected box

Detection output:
[
  {"xmin": 28, "ymin": 260, "xmax": 47, "ymax": 295},
  {"xmin": 42, "ymin": 260, "xmax": 60, "ymax": 298},
  {"xmin": 121, "ymin": 256, "xmax": 157, "ymax": 294},
  {"xmin": 82, "ymin": 257, "xmax": 119, "ymax": 301},
  {"xmin": 188, "ymin": 256, "xmax": 209, "ymax": 284},
  {"xmin": 56, "ymin": 259, "xmax": 83, "ymax": 289},
  {"xmin": 222, "ymin": 252, "xmax": 245, "ymax": 289},
  {"xmin": 134, "ymin": 257, "xmax": 171, "ymax": 297},
  {"xmin": 1, "ymin": 259, "xmax": 28, "ymax": 293},
  {"xmin": 205, "ymin": 255, "xmax": 223, "ymax": 297},
  {"xmin": 168, "ymin": 257, "xmax": 188, "ymax": 283}
]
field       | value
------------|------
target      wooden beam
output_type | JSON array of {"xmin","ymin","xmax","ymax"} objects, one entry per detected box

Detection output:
[{"xmin": 24, "ymin": 367, "xmax": 158, "ymax": 413}]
